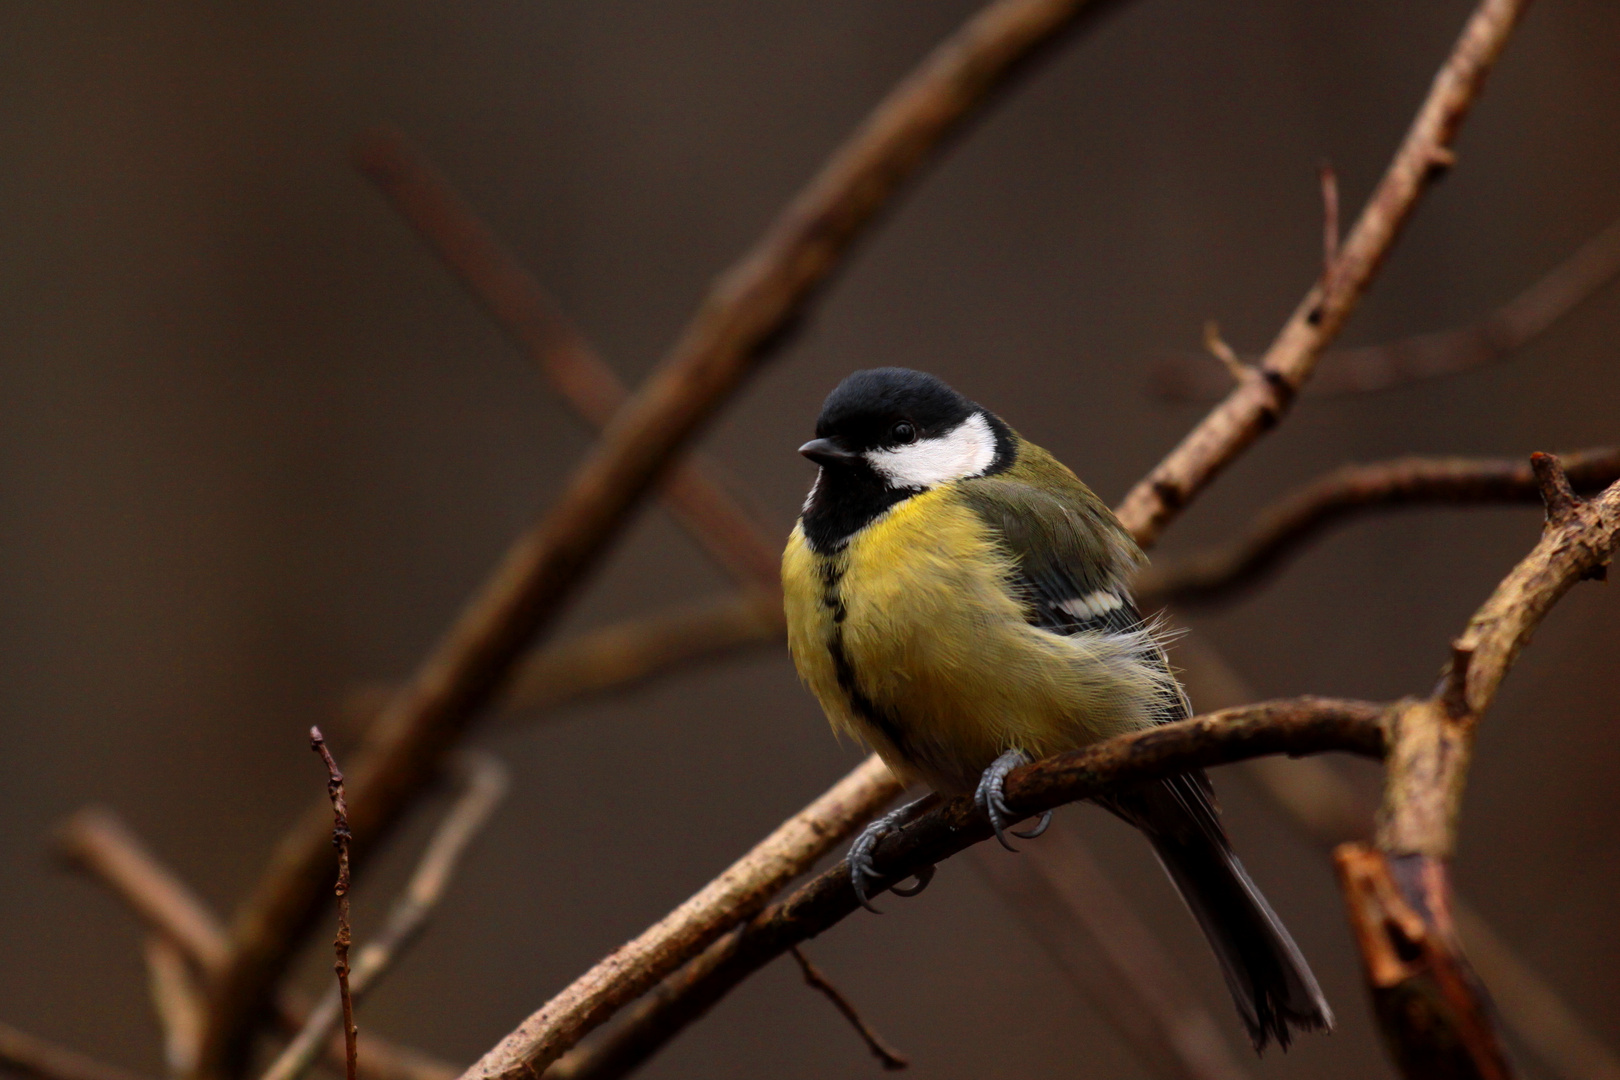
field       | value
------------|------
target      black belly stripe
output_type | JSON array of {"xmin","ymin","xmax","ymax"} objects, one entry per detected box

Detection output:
[{"xmin": 818, "ymin": 558, "xmax": 909, "ymax": 755}]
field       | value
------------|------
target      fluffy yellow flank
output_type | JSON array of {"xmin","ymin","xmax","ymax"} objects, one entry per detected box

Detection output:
[{"xmin": 784, "ymin": 487, "xmax": 1174, "ymax": 796}]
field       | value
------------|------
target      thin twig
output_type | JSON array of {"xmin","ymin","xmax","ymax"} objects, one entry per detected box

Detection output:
[
  {"xmin": 54, "ymin": 810, "xmax": 457, "ymax": 1080},
  {"xmin": 146, "ymin": 935, "xmax": 206, "ymax": 1076},
  {"xmin": 1135, "ymin": 447, "xmax": 1620, "ymax": 606},
  {"xmin": 1201, "ymin": 321, "xmax": 1250, "ymax": 384},
  {"xmin": 311, "ymin": 728, "xmax": 359, "ymax": 1080},
  {"xmin": 0, "ymin": 1023, "xmax": 155, "ymax": 1080},
  {"xmin": 1118, "ymin": 0, "xmax": 1532, "ymax": 550},
  {"xmin": 787, "ymin": 948, "xmax": 909, "ymax": 1071},
  {"xmin": 261, "ymin": 755, "xmax": 509, "ymax": 1080},
  {"xmin": 199, "ymin": 2, "xmax": 1123, "ymax": 1068},
  {"xmin": 969, "ymin": 830, "xmax": 1252, "ymax": 1080},
  {"xmin": 472, "ymin": 698, "xmax": 1387, "ymax": 1080},
  {"xmin": 1152, "ymin": 211, "xmax": 1620, "ymax": 401},
  {"xmin": 355, "ymin": 128, "xmax": 782, "ymax": 595},
  {"xmin": 1319, "ymin": 161, "xmax": 1340, "ymax": 285}
]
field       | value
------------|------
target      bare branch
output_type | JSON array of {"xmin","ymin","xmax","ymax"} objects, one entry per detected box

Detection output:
[
  {"xmin": 787, "ymin": 948, "xmax": 910, "ymax": 1071},
  {"xmin": 1153, "ymin": 212, "xmax": 1620, "ymax": 401},
  {"xmin": 1319, "ymin": 161, "xmax": 1340, "ymax": 285},
  {"xmin": 970, "ymin": 830, "xmax": 1252, "ymax": 1080},
  {"xmin": 474, "ymin": 698, "xmax": 1386, "ymax": 1080},
  {"xmin": 355, "ymin": 128, "xmax": 782, "ymax": 595},
  {"xmin": 261, "ymin": 755, "xmax": 509, "ymax": 1080},
  {"xmin": 0, "ymin": 1023, "xmax": 155, "ymax": 1080},
  {"xmin": 1118, "ymin": 0, "xmax": 1533, "ymax": 548},
  {"xmin": 199, "ymin": 1, "xmax": 1124, "ymax": 1067},
  {"xmin": 310, "ymin": 729, "xmax": 359, "ymax": 1080},
  {"xmin": 1136, "ymin": 447, "xmax": 1620, "ymax": 606},
  {"xmin": 146, "ymin": 935, "xmax": 206, "ymax": 1076},
  {"xmin": 53, "ymin": 809, "xmax": 457, "ymax": 1080}
]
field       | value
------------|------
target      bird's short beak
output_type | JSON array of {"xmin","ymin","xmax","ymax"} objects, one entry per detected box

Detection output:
[{"xmin": 799, "ymin": 438, "xmax": 859, "ymax": 467}]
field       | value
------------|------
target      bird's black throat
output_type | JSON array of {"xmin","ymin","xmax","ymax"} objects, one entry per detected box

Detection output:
[{"xmin": 800, "ymin": 460, "xmax": 920, "ymax": 553}]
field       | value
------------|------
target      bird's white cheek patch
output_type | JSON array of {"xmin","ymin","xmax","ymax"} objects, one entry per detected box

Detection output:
[{"xmin": 865, "ymin": 411, "xmax": 996, "ymax": 489}]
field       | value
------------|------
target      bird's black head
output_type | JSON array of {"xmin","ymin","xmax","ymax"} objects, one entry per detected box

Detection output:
[{"xmin": 797, "ymin": 368, "xmax": 1013, "ymax": 551}]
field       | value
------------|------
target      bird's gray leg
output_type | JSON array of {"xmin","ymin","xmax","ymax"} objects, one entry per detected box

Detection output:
[
  {"xmin": 848, "ymin": 795, "xmax": 939, "ymax": 914},
  {"xmin": 974, "ymin": 749, "xmax": 1051, "ymax": 851}
]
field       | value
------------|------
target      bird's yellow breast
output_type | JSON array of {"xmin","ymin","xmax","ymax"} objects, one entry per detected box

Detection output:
[{"xmin": 784, "ymin": 487, "xmax": 1159, "ymax": 795}]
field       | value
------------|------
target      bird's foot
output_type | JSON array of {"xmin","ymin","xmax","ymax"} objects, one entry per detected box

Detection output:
[
  {"xmin": 848, "ymin": 796, "xmax": 937, "ymax": 913},
  {"xmin": 974, "ymin": 749, "xmax": 1051, "ymax": 851}
]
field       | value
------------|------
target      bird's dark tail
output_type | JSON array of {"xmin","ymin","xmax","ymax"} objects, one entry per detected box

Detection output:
[{"xmin": 1106, "ymin": 776, "xmax": 1333, "ymax": 1052}]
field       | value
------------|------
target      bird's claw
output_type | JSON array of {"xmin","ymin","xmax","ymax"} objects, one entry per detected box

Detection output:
[
  {"xmin": 975, "ymin": 749, "xmax": 1044, "ymax": 850},
  {"xmin": 848, "ymin": 798, "xmax": 935, "ymax": 913}
]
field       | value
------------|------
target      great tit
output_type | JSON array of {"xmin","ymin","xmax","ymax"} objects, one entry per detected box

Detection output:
[{"xmin": 782, "ymin": 368, "xmax": 1332, "ymax": 1051}]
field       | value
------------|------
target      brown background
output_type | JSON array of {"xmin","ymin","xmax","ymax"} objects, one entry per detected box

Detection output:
[{"xmin": 2, "ymin": 1, "xmax": 1618, "ymax": 1078}]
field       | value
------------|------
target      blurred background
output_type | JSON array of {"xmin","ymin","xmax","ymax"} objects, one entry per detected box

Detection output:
[{"xmin": 2, "ymin": 1, "xmax": 1618, "ymax": 1077}]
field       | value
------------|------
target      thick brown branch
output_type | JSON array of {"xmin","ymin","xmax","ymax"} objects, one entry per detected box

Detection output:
[
  {"xmin": 485, "ymin": 698, "xmax": 1386, "ymax": 1080},
  {"xmin": 311, "ymin": 729, "xmax": 359, "ymax": 1080},
  {"xmin": 1154, "ymin": 213, "xmax": 1620, "ymax": 401},
  {"xmin": 1136, "ymin": 448, "xmax": 1620, "ymax": 606},
  {"xmin": 201, "ymin": 2, "xmax": 1121, "ymax": 1069},
  {"xmin": 355, "ymin": 128, "xmax": 782, "ymax": 595},
  {"xmin": 787, "ymin": 948, "xmax": 909, "ymax": 1071},
  {"xmin": 970, "ymin": 830, "xmax": 1252, "ymax": 1080},
  {"xmin": 0, "ymin": 1023, "xmax": 155, "ymax": 1080},
  {"xmin": 1118, "ymin": 0, "xmax": 1533, "ymax": 546},
  {"xmin": 261, "ymin": 755, "xmax": 509, "ymax": 1080}
]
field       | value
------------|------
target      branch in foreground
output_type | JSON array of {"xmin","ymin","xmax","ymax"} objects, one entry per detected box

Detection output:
[
  {"xmin": 1136, "ymin": 447, "xmax": 1620, "ymax": 606},
  {"xmin": 1336, "ymin": 463, "xmax": 1620, "ymax": 1080},
  {"xmin": 1175, "ymin": 631, "xmax": 1620, "ymax": 1080},
  {"xmin": 0, "ymin": 1025, "xmax": 153, "ymax": 1080},
  {"xmin": 355, "ymin": 128, "xmax": 782, "ymax": 595},
  {"xmin": 1153, "ymin": 212, "xmax": 1620, "ymax": 401},
  {"xmin": 970, "ymin": 829, "xmax": 1252, "ymax": 1080},
  {"xmin": 261, "ymin": 755, "xmax": 509, "ymax": 1080},
  {"xmin": 200, "ymin": 0, "xmax": 1122, "ymax": 1068},
  {"xmin": 310, "ymin": 730, "xmax": 359, "ymax": 1080},
  {"xmin": 788, "ymin": 947, "xmax": 910, "ymax": 1071},
  {"xmin": 1117, "ymin": 0, "xmax": 1533, "ymax": 547},
  {"xmin": 55, "ymin": 810, "xmax": 457, "ymax": 1080},
  {"xmin": 483, "ymin": 698, "xmax": 1387, "ymax": 1080},
  {"xmin": 146, "ymin": 935, "xmax": 206, "ymax": 1074}
]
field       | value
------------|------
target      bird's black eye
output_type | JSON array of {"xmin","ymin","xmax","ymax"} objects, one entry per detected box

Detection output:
[{"xmin": 891, "ymin": 421, "xmax": 916, "ymax": 444}]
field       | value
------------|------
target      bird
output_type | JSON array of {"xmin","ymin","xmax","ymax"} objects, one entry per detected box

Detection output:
[{"xmin": 781, "ymin": 367, "xmax": 1333, "ymax": 1052}]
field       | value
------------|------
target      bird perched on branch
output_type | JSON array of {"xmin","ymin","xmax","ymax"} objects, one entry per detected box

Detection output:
[{"xmin": 782, "ymin": 368, "xmax": 1332, "ymax": 1051}]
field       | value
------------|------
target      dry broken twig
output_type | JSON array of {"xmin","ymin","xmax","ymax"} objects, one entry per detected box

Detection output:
[
  {"xmin": 788, "ymin": 948, "xmax": 910, "ymax": 1071},
  {"xmin": 261, "ymin": 755, "xmax": 509, "ymax": 1080},
  {"xmin": 1337, "ymin": 458, "xmax": 1620, "ymax": 1080},
  {"xmin": 467, "ymin": 696, "xmax": 1387, "ymax": 1080},
  {"xmin": 355, "ymin": 127, "xmax": 782, "ymax": 595},
  {"xmin": 146, "ymin": 935, "xmax": 206, "ymax": 1075},
  {"xmin": 54, "ymin": 809, "xmax": 456, "ymax": 1080},
  {"xmin": 199, "ymin": 1, "xmax": 1124, "ymax": 1067},
  {"xmin": 310, "ymin": 729, "xmax": 360, "ymax": 1080},
  {"xmin": 1117, "ymin": 0, "xmax": 1531, "ymax": 547},
  {"xmin": 1136, "ymin": 446, "xmax": 1620, "ymax": 606},
  {"xmin": 1153, "ymin": 211, "xmax": 1620, "ymax": 401},
  {"xmin": 970, "ymin": 829, "xmax": 1252, "ymax": 1080},
  {"xmin": 1175, "ymin": 631, "xmax": 1620, "ymax": 1080},
  {"xmin": 0, "ymin": 1023, "xmax": 155, "ymax": 1080}
]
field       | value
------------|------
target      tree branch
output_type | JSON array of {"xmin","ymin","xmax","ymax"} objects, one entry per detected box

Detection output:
[
  {"xmin": 260, "ymin": 755, "xmax": 509, "ymax": 1080},
  {"xmin": 198, "ymin": 1, "xmax": 1124, "ymax": 1068},
  {"xmin": 0, "ymin": 1023, "xmax": 155, "ymax": 1080},
  {"xmin": 1333, "ymin": 464, "xmax": 1620, "ymax": 1080},
  {"xmin": 53, "ymin": 809, "xmax": 458, "ymax": 1080},
  {"xmin": 145, "ymin": 935, "xmax": 206, "ymax": 1075},
  {"xmin": 355, "ymin": 128, "xmax": 782, "ymax": 596},
  {"xmin": 1135, "ymin": 447, "xmax": 1620, "ymax": 606},
  {"xmin": 309, "ymin": 730, "xmax": 359, "ymax": 1080},
  {"xmin": 1153, "ymin": 212, "xmax": 1620, "ymax": 401},
  {"xmin": 472, "ymin": 698, "xmax": 1386, "ymax": 1080},
  {"xmin": 787, "ymin": 947, "xmax": 910, "ymax": 1071},
  {"xmin": 1117, "ymin": 0, "xmax": 1533, "ymax": 547}
]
